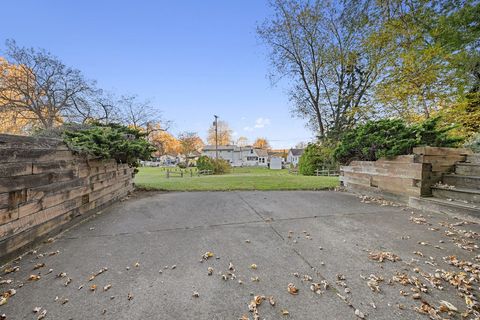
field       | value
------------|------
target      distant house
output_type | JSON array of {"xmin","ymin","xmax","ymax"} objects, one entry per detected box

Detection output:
[
  {"xmin": 201, "ymin": 145, "xmax": 268, "ymax": 167},
  {"xmin": 287, "ymin": 148, "xmax": 304, "ymax": 167}
]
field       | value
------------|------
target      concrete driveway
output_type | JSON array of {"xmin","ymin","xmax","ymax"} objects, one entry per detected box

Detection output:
[{"xmin": 1, "ymin": 191, "xmax": 479, "ymax": 319}]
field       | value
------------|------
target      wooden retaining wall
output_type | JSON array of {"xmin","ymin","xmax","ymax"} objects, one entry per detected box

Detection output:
[
  {"xmin": 0, "ymin": 134, "xmax": 135, "ymax": 261},
  {"xmin": 340, "ymin": 147, "xmax": 473, "ymax": 202}
]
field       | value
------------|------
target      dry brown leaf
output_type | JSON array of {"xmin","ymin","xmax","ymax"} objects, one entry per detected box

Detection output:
[
  {"xmin": 287, "ymin": 283, "xmax": 298, "ymax": 295},
  {"xmin": 4, "ymin": 266, "xmax": 19, "ymax": 274},
  {"xmin": 368, "ymin": 251, "xmax": 400, "ymax": 262},
  {"xmin": 33, "ymin": 263, "xmax": 45, "ymax": 270},
  {"xmin": 28, "ymin": 275, "xmax": 41, "ymax": 281},
  {"xmin": 37, "ymin": 309, "xmax": 47, "ymax": 320}
]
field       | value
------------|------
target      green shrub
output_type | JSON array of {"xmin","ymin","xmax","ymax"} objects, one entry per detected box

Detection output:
[
  {"xmin": 197, "ymin": 155, "xmax": 214, "ymax": 171},
  {"xmin": 61, "ymin": 123, "xmax": 155, "ymax": 167},
  {"xmin": 298, "ymin": 143, "xmax": 337, "ymax": 176},
  {"xmin": 334, "ymin": 117, "xmax": 462, "ymax": 164},
  {"xmin": 196, "ymin": 155, "xmax": 230, "ymax": 174},
  {"xmin": 212, "ymin": 158, "xmax": 231, "ymax": 174}
]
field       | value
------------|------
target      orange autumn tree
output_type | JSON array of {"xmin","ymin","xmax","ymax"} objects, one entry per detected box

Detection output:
[
  {"xmin": 0, "ymin": 41, "xmax": 91, "ymax": 132},
  {"xmin": 207, "ymin": 120, "xmax": 232, "ymax": 146},
  {"xmin": 0, "ymin": 57, "xmax": 37, "ymax": 134},
  {"xmin": 149, "ymin": 129, "xmax": 181, "ymax": 156},
  {"xmin": 253, "ymin": 137, "xmax": 271, "ymax": 149},
  {"xmin": 178, "ymin": 131, "xmax": 204, "ymax": 155}
]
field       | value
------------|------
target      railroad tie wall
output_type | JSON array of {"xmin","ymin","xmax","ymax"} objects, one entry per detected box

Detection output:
[
  {"xmin": 0, "ymin": 134, "xmax": 135, "ymax": 260},
  {"xmin": 340, "ymin": 147, "xmax": 472, "ymax": 202}
]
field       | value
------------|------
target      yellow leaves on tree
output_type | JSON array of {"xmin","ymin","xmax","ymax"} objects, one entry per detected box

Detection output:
[
  {"xmin": 178, "ymin": 132, "xmax": 204, "ymax": 155},
  {"xmin": 149, "ymin": 130, "xmax": 181, "ymax": 156},
  {"xmin": 207, "ymin": 120, "xmax": 232, "ymax": 146},
  {"xmin": 253, "ymin": 137, "xmax": 271, "ymax": 149},
  {"xmin": 0, "ymin": 57, "xmax": 38, "ymax": 134}
]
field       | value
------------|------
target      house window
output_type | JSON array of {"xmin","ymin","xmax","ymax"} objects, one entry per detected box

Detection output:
[{"xmin": 247, "ymin": 156, "xmax": 258, "ymax": 161}]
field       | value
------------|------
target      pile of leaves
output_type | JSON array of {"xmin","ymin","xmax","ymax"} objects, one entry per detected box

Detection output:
[
  {"xmin": 196, "ymin": 155, "xmax": 231, "ymax": 174},
  {"xmin": 334, "ymin": 117, "xmax": 463, "ymax": 164},
  {"xmin": 61, "ymin": 122, "xmax": 156, "ymax": 167}
]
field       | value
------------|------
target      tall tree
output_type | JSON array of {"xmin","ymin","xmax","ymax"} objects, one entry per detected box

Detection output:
[
  {"xmin": 207, "ymin": 120, "xmax": 232, "ymax": 145},
  {"xmin": 119, "ymin": 95, "xmax": 167, "ymax": 133},
  {"xmin": 178, "ymin": 131, "xmax": 204, "ymax": 154},
  {"xmin": 370, "ymin": 0, "xmax": 480, "ymax": 121},
  {"xmin": 253, "ymin": 137, "xmax": 271, "ymax": 149},
  {"xmin": 258, "ymin": 0, "xmax": 382, "ymax": 138},
  {"xmin": 149, "ymin": 130, "xmax": 181, "ymax": 156},
  {"xmin": 0, "ymin": 40, "xmax": 92, "ymax": 130}
]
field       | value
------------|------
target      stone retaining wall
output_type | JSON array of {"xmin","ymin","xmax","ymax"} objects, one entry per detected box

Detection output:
[
  {"xmin": 340, "ymin": 147, "xmax": 472, "ymax": 202},
  {"xmin": 0, "ymin": 134, "xmax": 135, "ymax": 261}
]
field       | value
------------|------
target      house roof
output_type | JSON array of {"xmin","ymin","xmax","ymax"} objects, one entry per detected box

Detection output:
[
  {"xmin": 255, "ymin": 149, "xmax": 269, "ymax": 157},
  {"xmin": 202, "ymin": 145, "xmax": 236, "ymax": 151},
  {"xmin": 289, "ymin": 148, "xmax": 304, "ymax": 156}
]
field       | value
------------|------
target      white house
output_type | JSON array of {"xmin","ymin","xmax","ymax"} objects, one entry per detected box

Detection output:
[
  {"xmin": 201, "ymin": 145, "xmax": 268, "ymax": 167},
  {"xmin": 287, "ymin": 148, "xmax": 304, "ymax": 167}
]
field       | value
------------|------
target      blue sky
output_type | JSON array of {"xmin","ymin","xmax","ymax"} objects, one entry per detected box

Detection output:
[{"xmin": 0, "ymin": 0, "xmax": 313, "ymax": 148}]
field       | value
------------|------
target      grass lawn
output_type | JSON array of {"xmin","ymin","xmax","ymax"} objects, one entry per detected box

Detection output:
[{"xmin": 135, "ymin": 166, "xmax": 339, "ymax": 191}]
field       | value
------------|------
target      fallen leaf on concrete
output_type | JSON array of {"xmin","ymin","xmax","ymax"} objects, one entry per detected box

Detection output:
[
  {"xmin": 287, "ymin": 283, "xmax": 298, "ymax": 295},
  {"xmin": 128, "ymin": 293, "xmax": 133, "ymax": 300},
  {"xmin": 410, "ymin": 217, "xmax": 428, "ymax": 225},
  {"xmin": 3, "ymin": 266, "xmax": 19, "ymax": 274},
  {"xmin": 57, "ymin": 272, "xmax": 67, "ymax": 278},
  {"xmin": 251, "ymin": 277, "xmax": 259, "ymax": 282},
  {"xmin": 192, "ymin": 291, "xmax": 199, "ymax": 297},
  {"xmin": 354, "ymin": 309, "xmax": 365, "ymax": 318},
  {"xmin": 439, "ymin": 300, "xmax": 457, "ymax": 312},
  {"xmin": 368, "ymin": 251, "xmax": 400, "ymax": 262},
  {"xmin": 64, "ymin": 278, "xmax": 71, "ymax": 287},
  {"xmin": 239, "ymin": 314, "xmax": 250, "ymax": 320},
  {"xmin": 33, "ymin": 307, "xmax": 42, "ymax": 313},
  {"xmin": 367, "ymin": 274, "xmax": 383, "ymax": 292},
  {"xmin": 250, "ymin": 264, "xmax": 257, "ymax": 270},
  {"xmin": 33, "ymin": 263, "xmax": 45, "ymax": 270},
  {"xmin": 90, "ymin": 284, "xmax": 97, "ymax": 292},
  {"xmin": 207, "ymin": 267, "xmax": 214, "ymax": 275},
  {"xmin": 202, "ymin": 252, "xmax": 214, "ymax": 260},
  {"xmin": 268, "ymin": 296, "xmax": 275, "ymax": 306},
  {"xmin": 103, "ymin": 284, "xmax": 112, "ymax": 291},
  {"xmin": 229, "ymin": 262, "xmax": 235, "ymax": 271},
  {"xmin": 28, "ymin": 275, "xmax": 41, "ymax": 281},
  {"xmin": 37, "ymin": 309, "xmax": 47, "ymax": 320},
  {"xmin": 414, "ymin": 251, "xmax": 424, "ymax": 257},
  {"xmin": 281, "ymin": 309, "xmax": 289, "ymax": 315}
]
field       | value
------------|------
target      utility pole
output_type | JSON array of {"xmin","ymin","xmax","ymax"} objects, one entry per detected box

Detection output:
[{"xmin": 214, "ymin": 115, "xmax": 219, "ymax": 160}]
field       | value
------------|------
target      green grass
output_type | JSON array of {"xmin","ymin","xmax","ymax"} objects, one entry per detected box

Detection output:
[{"xmin": 135, "ymin": 166, "xmax": 339, "ymax": 191}]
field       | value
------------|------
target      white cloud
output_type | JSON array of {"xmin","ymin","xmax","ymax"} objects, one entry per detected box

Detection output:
[
  {"xmin": 232, "ymin": 131, "xmax": 239, "ymax": 137},
  {"xmin": 254, "ymin": 117, "xmax": 271, "ymax": 128},
  {"xmin": 243, "ymin": 126, "xmax": 254, "ymax": 132}
]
